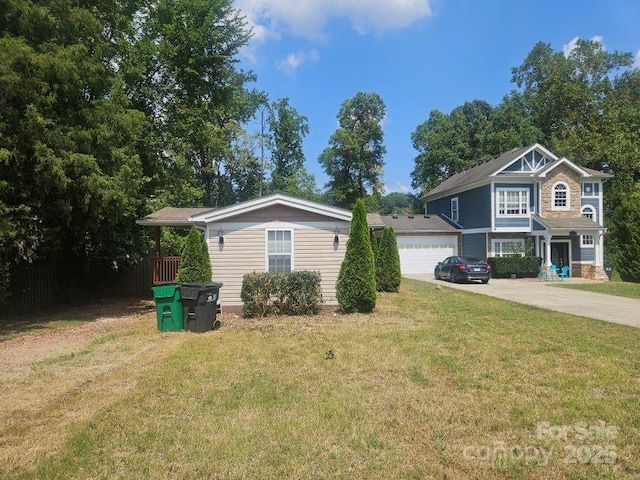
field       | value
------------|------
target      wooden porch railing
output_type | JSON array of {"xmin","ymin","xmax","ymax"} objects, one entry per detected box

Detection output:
[{"xmin": 153, "ymin": 256, "xmax": 181, "ymax": 285}]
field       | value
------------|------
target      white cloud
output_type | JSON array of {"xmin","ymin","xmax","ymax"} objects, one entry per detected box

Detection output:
[
  {"xmin": 562, "ymin": 35, "xmax": 605, "ymax": 57},
  {"xmin": 384, "ymin": 182, "xmax": 412, "ymax": 194},
  {"xmin": 634, "ymin": 51, "xmax": 640, "ymax": 69},
  {"xmin": 235, "ymin": 0, "xmax": 433, "ymax": 42},
  {"xmin": 275, "ymin": 49, "xmax": 320, "ymax": 73}
]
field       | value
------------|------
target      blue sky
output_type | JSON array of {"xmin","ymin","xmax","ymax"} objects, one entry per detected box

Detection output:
[{"xmin": 235, "ymin": 0, "xmax": 640, "ymax": 195}]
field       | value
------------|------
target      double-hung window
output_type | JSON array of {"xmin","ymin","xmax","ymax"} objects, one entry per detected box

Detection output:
[
  {"xmin": 553, "ymin": 182, "xmax": 570, "ymax": 210},
  {"xmin": 580, "ymin": 205, "xmax": 596, "ymax": 248},
  {"xmin": 451, "ymin": 197, "xmax": 459, "ymax": 223},
  {"xmin": 492, "ymin": 239, "xmax": 525, "ymax": 257},
  {"xmin": 267, "ymin": 230, "xmax": 292, "ymax": 273},
  {"xmin": 496, "ymin": 188, "xmax": 528, "ymax": 217}
]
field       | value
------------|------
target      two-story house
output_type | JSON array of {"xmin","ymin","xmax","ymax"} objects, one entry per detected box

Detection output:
[{"xmin": 423, "ymin": 144, "xmax": 611, "ymax": 280}]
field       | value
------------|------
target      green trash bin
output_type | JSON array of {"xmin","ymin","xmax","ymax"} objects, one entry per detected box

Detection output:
[{"xmin": 152, "ymin": 284, "xmax": 184, "ymax": 332}]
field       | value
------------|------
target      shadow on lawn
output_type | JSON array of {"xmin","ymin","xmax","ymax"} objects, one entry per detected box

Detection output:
[{"xmin": 0, "ymin": 298, "xmax": 155, "ymax": 340}]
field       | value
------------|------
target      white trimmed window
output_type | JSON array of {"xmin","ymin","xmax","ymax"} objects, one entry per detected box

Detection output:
[
  {"xmin": 581, "ymin": 205, "xmax": 596, "ymax": 221},
  {"xmin": 451, "ymin": 197, "xmax": 459, "ymax": 223},
  {"xmin": 581, "ymin": 235, "xmax": 594, "ymax": 248},
  {"xmin": 492, "ymin": 239, "xmax": 525, "ymax": 257},
  {"xmin": 552, "ymin": 182, "xmax": 570, "ymax": 210},
  {"xmin": 496, "ymin": 188, "xmax": 529, "ymax": 217},
  {"xmin": 582, "ymin": 182, "xmax": 598, "ymax": 197},
  {"xmin": 267, "ymin": 230, "xmax": 292, "ymax": 273}
]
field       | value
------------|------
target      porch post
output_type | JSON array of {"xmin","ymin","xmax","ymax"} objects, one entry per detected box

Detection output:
[
  {"xmin": 544, "ymin": 233, "xmax": 552, "ymax": 267},
  {"xmin": 594, "ymin": 230, "xmax": 603, "ymax": 267},
  {"xmin": 155, "ymin": 226, "xmax": 161, "ymax": 257}
]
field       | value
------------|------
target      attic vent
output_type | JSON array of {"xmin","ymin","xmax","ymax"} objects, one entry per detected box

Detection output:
[
  {"xmin": 408, "ymin": 215, "xmax": 414, "ymax": 219},
  {"xmin": 392, "ymin": 214, "xmax": 398, "ymax": 219}
]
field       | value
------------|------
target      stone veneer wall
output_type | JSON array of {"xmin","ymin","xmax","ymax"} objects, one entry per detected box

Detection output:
[
  {"xmin": 541, "ymin": 164, "xmax": 581, "ymax": 218},
  {"xmin": 575, "ymin": 264, "xmax": 609, "ymax": 281}
]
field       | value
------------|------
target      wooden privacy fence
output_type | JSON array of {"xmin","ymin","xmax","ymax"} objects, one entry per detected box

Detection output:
[{"xmin": 4, "ymin": 257, "xmax": 164, "ymax": 317}]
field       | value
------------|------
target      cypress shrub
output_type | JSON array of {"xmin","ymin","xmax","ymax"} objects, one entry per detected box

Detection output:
[
  {"xmin": 376, "ymin": 227, "xmax": 401, "ymax": 292},
  {"xmin": 177, "ymin": 226, "xmax": 212, "ymax": 283},
  {"xmin": 336, "ymin": 199, "xmax": 377, "ymax": 313}
]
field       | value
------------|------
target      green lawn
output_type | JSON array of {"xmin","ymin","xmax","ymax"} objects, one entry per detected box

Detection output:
[
  {"xmin": 550, "ymin": 281, "xmax": 640, "ymax": 299},
  {"xmin": 1, "ymin": 279, "xmax": 639, "ymax": 479}
]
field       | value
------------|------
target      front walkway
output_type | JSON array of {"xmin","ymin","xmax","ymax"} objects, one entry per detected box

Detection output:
[{"xmin": 405, "ymin": 275, "xmax": 640, "ymax": 329}]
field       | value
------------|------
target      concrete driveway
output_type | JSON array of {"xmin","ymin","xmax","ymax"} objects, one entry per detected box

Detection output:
[{"xmin": 405, "ymin": 275, "xmax": 640, "ymax": 329}]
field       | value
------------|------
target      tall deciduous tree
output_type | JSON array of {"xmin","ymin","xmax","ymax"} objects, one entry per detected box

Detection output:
[
  {"xmin": 122, "ymin": 0, "xmax": 260, "ymax": 207},
  {"xmin": 336, "ymin": 199, "xmax": 377, "ymax": 313},
  {"xmin": 319, "ymin": 92, "xmax": 386, "ymax": 208},
  {"xmin": 266, "ymin": 98, "xmax": 312, "ymax": 194}
]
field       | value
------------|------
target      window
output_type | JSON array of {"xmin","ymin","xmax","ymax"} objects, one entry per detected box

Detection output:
[
  {"xmin": 582, "ymin": 182, "xmax": 598, "ymax": 197},
  {"xmin": 267, "ymin": 230, "xmax": 292, "ymax": 273},
  {"xmin": 492, "ymin": 239, "xmax": 525, "ymax": 257},
  {"xmin": 451, "ymin": 197, "xmax": 459, "ymax": 223},
  {"xmin": 552, "ymin": 182, "xmax": 570, "ymax": 210},
  {"xmin": 581, "ymin": 205, "xmax": 596, "ymax": 221},
  {"xmin": 496, "ymin": 188, "xmax": 529, "ymax": 217},
  {"xmin": 581, "ymin": 235, "xmax": 594, "ymax": 248}
]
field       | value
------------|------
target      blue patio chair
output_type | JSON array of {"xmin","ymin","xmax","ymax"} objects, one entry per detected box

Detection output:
[
  {"xmin": 558, "ymin": 265, "xmax": 569, "ymax": 280},
  {"xmin": 550, "ymin": 264, "xmax": 559, "ymax": 280}
]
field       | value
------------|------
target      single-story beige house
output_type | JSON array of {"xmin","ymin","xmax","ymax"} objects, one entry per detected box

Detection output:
[{"xmin": 137, "ymin": 193, "xmax": 461, "ymax": 312}]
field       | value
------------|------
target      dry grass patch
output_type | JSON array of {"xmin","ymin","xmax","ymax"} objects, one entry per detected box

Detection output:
[{"xmin": 1, "ymin": 281, "xmax": 639, "ymax": 479}]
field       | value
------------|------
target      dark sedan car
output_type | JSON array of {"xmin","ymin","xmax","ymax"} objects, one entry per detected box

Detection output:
[{"xmin": 434, "ymin": 256, "xmax": 491, "ymax": 284}]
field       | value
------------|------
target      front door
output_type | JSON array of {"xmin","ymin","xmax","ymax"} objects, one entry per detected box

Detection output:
[{"xmin": 551, "ymin": 242, "xmax": 570, "ymax": 270}]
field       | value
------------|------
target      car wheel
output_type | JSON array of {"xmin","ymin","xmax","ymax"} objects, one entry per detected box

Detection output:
[
  {"xmin": 435, "ymin": 269, "xmax": 441, "ymax": 280},
  {"xmin": 481, "ymin": 279, "xmax": 489, "ymax": 284},
  {"xmin": 450, "ymin": 271, "xmax": 457, "ymax": 283}
]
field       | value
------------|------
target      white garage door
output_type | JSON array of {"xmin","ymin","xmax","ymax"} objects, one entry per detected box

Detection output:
[{"xmin": 396, "ymin": 235, "xmax": 458, "ymax": 275}]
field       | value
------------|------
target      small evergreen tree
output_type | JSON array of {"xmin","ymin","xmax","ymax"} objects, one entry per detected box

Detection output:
[
  {"xmin": 376, "ymin": 227, "xmax": 402, "ymax": 292},
  {"xmin": 177, "ymin": 226, "xmax": 212, "ymax": 283},
  {"xmin": 336, "ymin": 199, "xmax": 377, "ymax": 313}
]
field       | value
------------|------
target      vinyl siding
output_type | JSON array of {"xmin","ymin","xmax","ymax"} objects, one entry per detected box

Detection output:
[
  {"xmin": 208, "ymin": 221, "xmax": 348, "ymax": 310},
  {"xmin": 458, "ymin": 185, "xmax": 491, "ymax": 228},
  {"xmin": 581, "ymin": 198, "xmax": 600, "ymax": 223},
  {"xmin": 427, "ymin": 185, "xmax": 491, "ymax": 228}
]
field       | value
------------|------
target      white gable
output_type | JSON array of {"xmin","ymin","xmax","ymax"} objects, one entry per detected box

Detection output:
[{"xmin": 189, "ymin": 193, "xmax": 352, "ymax": 223}]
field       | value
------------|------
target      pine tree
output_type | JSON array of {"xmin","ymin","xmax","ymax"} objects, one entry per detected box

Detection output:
[
  {"xmin": 336, "ymin": 199, "xmax": 376, "ymax": 313},
  {"xmin": 376, "ymin": 227, "xmax": 401, "ymax": 292},
  {"xmin": 177, "ymin": 226, "xmax": 212, "ymax": 283}
]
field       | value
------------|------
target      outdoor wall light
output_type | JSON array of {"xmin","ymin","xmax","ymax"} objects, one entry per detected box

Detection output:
[
  {"xmin": 218, "ymin": 228, "xmax": 224, "ymax": 245},
  {"xmin": 334, "ymin": 226, "xmax": 340, "ymax": 244}
]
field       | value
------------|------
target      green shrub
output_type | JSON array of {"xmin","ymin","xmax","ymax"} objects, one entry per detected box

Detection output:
[
  {"xmin": 336, "ymin": 199, "xmax": 376, "ymax": 313},
  {"xmin": 376, "ymin": 227, "xmax": 401, "ymax": 292},
  {"xmin": 177, "ymin": 226, "xmax": 212, "ymax": 283},
  {"xmin": 487, "ymin": 256, "xmax": 541, "ymax": 278},
  {"xmin": 282, "ymin": 271, "xmax": 322, "ymax": 315},
  {"xmin": 241, "ymin": 271, "xmax": 322, "ymax": 318}
]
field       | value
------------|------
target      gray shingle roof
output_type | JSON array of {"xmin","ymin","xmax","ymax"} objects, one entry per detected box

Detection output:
[
  {"xmin": 376, "ymin": 214, "xmax": 459, "ymax": 233},
  {"xmin": 424, "ymin": 146, "xmax": 531, "ymax": 199},
  {"xmin": 533, "ymin": 214, "xmax": 604, "ymax": 231},
  {"xmin": 136, "ymin": 207, "xmax": 215, "ymax": 226},
  {"xmin": 423, "ymin": 145, "xmax": 612, "ymax": 199}
]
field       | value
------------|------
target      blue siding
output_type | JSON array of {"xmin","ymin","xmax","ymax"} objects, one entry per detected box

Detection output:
[
  {"xmin": 571, "ymin": 236, "xmax": 595, "ymax": 262},
  {"xmin": 532, "ymin": 219, "xmax": 546, "ymax": 231},
  {"xmin": 462, "ymin": 233, "xmax": 487, "ymax": 259},
  {"xmin": 459, "ymin": 185, "xmax": 491, "ymax": 228},
  {"xmin": 581, "ymin": 198, "xmax": 600, "ymax": 223},
  {"xmin": 495, "ymin": 217, "xmax": 530, "ymax": 228},
  {"xmin": 427, "ymin": 185, "xmax": 491, "ymax": 228}
]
